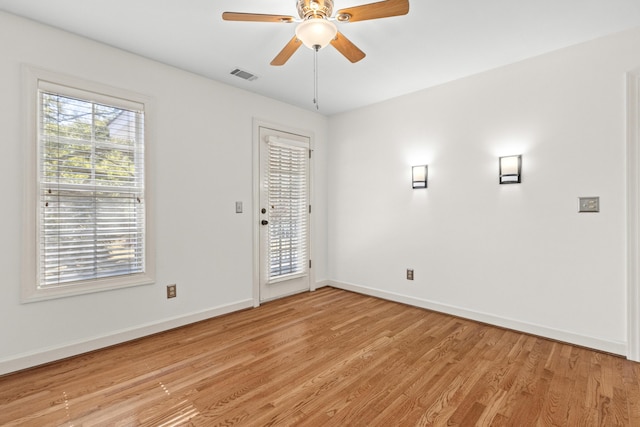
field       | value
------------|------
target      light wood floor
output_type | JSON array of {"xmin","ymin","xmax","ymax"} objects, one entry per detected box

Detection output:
[{"xmin": 1, "ymin": 287, "xmax": 639, "ymax": 426}]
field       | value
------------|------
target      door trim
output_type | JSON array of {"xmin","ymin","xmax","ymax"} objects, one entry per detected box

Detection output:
[
  {"xmin": 252, "ymin": 119, "xmax": 315, "ymax": 307},
  {"xmin": 627, "ymin": 70, "xmax": 640, "ymax": 361}
]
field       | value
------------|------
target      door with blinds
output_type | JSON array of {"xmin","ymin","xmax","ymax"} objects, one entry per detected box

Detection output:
[{"xmin": 259, "ymin": 127, "xmax": 310, "ymax": 302}]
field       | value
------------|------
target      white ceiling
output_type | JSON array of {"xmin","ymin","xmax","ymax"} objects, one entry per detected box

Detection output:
[{"xmin": 2, "ymin": 0, "xmax": 640, "ymax": 115}]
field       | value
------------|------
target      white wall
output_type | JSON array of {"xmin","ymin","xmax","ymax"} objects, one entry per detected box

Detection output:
[
  {"xmin": 328, "ymin": 27, "xmax": 640, "ymax": 355},
  {"xmin": 0, "ymin": 11, "xmax": 328, "ymax": 374}
]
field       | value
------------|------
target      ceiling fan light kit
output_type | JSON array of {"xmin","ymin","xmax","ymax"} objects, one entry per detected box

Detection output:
[{"xmin": 295, "ymin": 18, "xmax": 338, "ymax": 50}]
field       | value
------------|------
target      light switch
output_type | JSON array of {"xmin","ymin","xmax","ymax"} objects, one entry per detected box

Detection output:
[
  {"xmin": 235, "ymin": 201, "xmax": 243, "ymax": 213},
  {"xmin": 578, "ymin": 197, "xmax": 599, "ymax": 213}
]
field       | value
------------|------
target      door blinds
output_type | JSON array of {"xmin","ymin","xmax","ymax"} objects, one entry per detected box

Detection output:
[
  {"xmin": 266, "ymin": 138, "xmax": 309, "ymax": 281},
  {"xmin": 38, "ymin": 89, "xmax": 145, "ymax": 288}
]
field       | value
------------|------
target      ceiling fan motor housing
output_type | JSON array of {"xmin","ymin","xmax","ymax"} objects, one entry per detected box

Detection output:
[{"xmin": 297, "ymin": 0, "xmax": 334, "ymax": 20}]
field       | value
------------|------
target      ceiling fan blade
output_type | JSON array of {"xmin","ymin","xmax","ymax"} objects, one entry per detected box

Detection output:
[
  {"xmin": 271, "ymin": 36, "xmax": 303, "ymax": 66},
  {"xmin": 222, "ymin": 12, "xmax": 295, "ymax": 23},
  {"xmin": 335, "ymin": 0, "xmax": 409, "ymax": 23},
  {"xmin": 330, "ymin": 32, "xmax": 366, "ymax": 63}
]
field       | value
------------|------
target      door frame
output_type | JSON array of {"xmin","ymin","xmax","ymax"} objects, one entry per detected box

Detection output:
[
  {"xmin": 627, "ymin": 70, "xmax": 640, "ymax": 361},
  {"xmin": 252, "ymin": 119, "xmax": 315, "ymax": 307}
]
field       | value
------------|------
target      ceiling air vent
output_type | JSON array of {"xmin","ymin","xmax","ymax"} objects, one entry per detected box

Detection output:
[{"xmin": 230, "ymin": 68, "xmax": 258, "ymax": 81}]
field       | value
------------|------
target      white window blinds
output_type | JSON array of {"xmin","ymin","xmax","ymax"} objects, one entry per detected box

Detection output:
[
  {"xmin": 38, "ymin": 88, "xmax": 145, "ymax": 288},
  {"xmin": 266, "ymin": 139, "xmax": 309, "ymax": 281}
]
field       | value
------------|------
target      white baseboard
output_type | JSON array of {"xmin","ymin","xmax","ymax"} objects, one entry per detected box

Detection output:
[
  {"xmin": 0, "ymin": 299, "xmax": 254, "ymax": 376},
  {"xmin": 314, "ymin": 280, "xmax": 330, "ymax": 289},
  {"xmin": 329, "ymin": 280, "xmax": 627, "ymax": 356}
]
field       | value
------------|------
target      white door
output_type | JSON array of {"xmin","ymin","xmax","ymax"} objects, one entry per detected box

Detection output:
[{"xmin": 258, "ymin": 127, "xmax": 311, "ymax": 302}]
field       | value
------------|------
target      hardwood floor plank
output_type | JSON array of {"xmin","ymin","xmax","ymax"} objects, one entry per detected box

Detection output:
[
  {"xmin": 1, "ymin": 287, "xmax": 639, "ymax": 426},
  {"xmin": 458, "ymin": 401, "xmax": 487, "ymax": 425},
  {"xmin": 536, "ymin": 375, "xmax": 574, "ymax": 426},
  {"xmin": 623, "ymin": 361, "xmax": 640, "ymax": 425}
]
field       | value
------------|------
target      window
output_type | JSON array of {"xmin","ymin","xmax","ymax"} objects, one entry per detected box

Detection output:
[
  {"xmin": 266, "ymin": 138, "xmax": 309, "ymax": 281},
  {"xmin": 22, "ymin": 67, "xmax": 154, "ymax": 301}
]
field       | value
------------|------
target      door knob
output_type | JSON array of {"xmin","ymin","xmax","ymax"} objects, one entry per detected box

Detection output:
[{"xmin": 261, "ymin": 220, "xmax": 269, "ymax": 225}]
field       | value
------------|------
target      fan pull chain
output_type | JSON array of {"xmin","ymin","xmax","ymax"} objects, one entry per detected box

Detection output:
[{"xmin": 313, "ymin": 45, "xmax": 319, "ymax": 110}]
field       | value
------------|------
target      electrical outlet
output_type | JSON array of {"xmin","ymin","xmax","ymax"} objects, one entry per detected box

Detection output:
[
  {"xmin": 167, "ymin": 284, "xmax": 177, "ymax": 299},
  {"xmin": 407, "ymin": 269, "xmax": 414, "ymax": 280},
  {"xmin": 578, "ymin": 197, "xmax": 599, "ymax": 213}
]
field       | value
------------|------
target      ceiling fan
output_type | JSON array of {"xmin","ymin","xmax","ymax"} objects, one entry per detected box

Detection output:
[{"xmin": 222, "ymin": 0, "xmax": 410, "ymax": 66}]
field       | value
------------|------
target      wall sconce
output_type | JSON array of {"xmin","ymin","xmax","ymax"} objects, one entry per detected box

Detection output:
[
  {"xmin": 499, "ymin": 155, "xmax": 522, "ymax": 184},
  {"xmin": 412, "ymin": 165, "xmax": 428, "ymax": 189}
]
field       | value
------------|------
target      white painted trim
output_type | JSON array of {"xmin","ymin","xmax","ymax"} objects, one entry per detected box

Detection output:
[
  {"xmin": 252, "ymin": 120, "xmax": 261, "ymax": 308},
  {"xmin": 308, "ymin": 136, "xmax": 317, "ymax": 293},
  {"xmin": 315, "ymin": 280, "xmax": 330, "ymax": 289},
  {"xmin": 0, "ymin": 299, "xmax": 254, "ymax": 376},
  {"xmin": 330, "ymin": 280, "xmax": 627, "ymax": 356},
  {"xmin": 20, "ymin": 65, "xmax": 156, "ymax": 303},
  {"xmin": 252, "ymin": 119, "xmax": 315, "ymax": 303},
  {"xmin": 627, "ymin": 70, "xmax": 640, "ymax": 362}
]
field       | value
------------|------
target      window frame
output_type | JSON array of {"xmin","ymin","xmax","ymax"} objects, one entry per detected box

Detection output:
[
  {"xmin": 628, "ymin": 69, "xmax": 640, "ymax": 361},
  {"xmin": 21, "ymin": 66, "xmax": 155, "ymax": 302}
]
